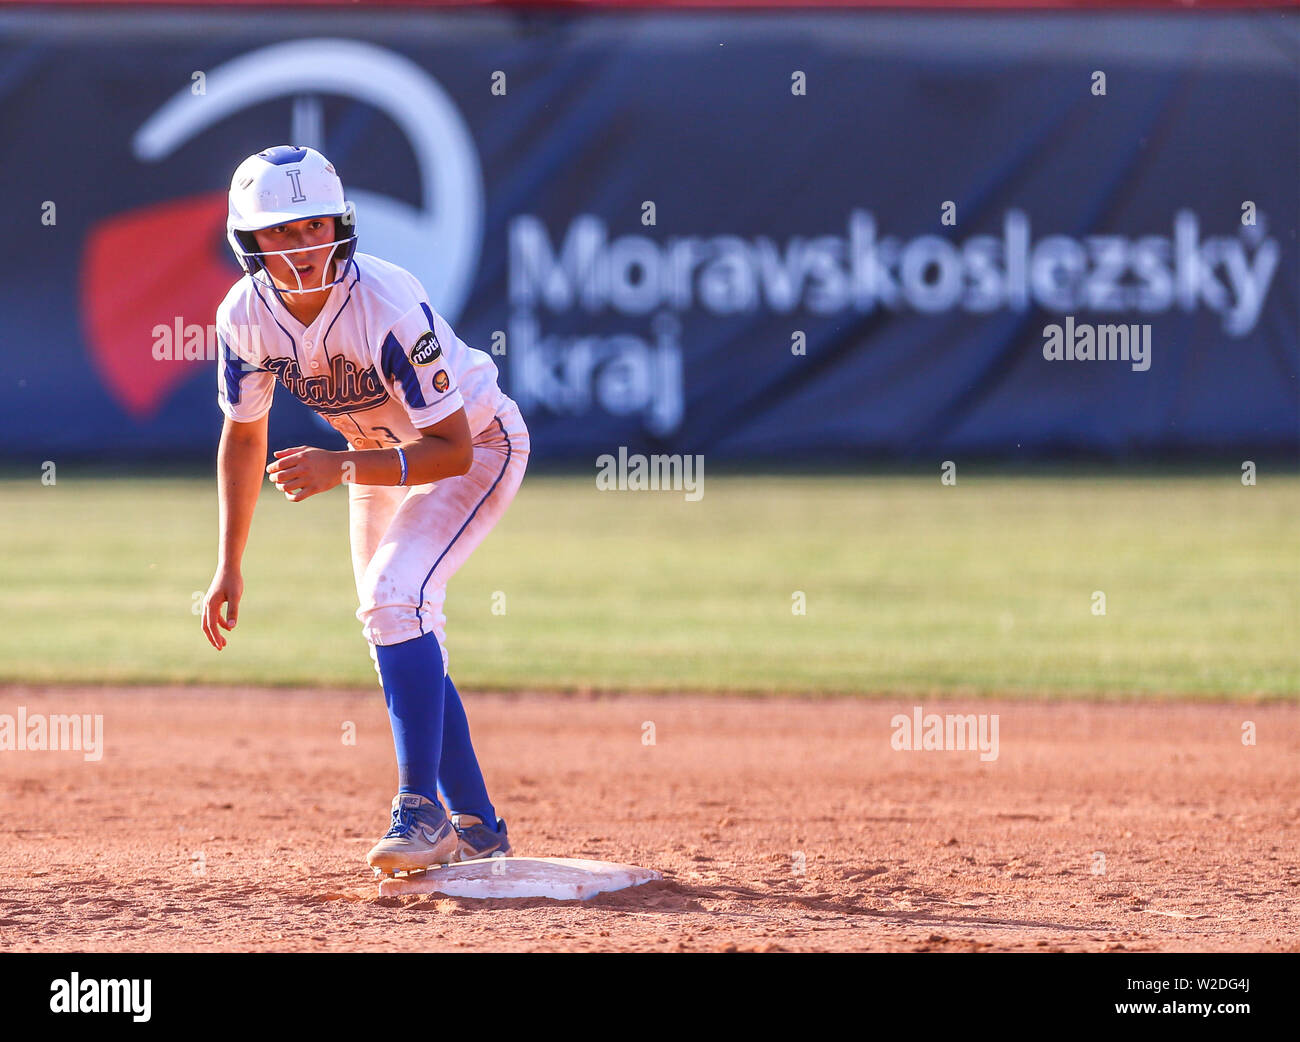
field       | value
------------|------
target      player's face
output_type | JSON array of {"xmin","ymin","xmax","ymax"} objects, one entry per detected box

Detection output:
[{"xmin": 251, "ymin": 218, "xmax": 339, "ymax": 292}]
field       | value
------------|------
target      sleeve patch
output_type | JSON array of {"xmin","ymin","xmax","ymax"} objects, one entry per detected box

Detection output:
[
  {"xmin": 433, "ymin": 369, "xmax": 450, "ymax": 393},
  {"xmin": 410, "ymin": 330, "xmax": 442, "ymax": 366}
]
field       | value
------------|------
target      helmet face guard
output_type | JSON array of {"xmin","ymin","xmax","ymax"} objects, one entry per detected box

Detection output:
[{"xmin": 231, "ymin": 212, "xmax": 358, "ymax": 295}]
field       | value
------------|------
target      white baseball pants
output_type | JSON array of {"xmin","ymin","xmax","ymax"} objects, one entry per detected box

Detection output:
[{"xmin": 347, "ymin": 398, "xmax": 529, "ymax": 675}]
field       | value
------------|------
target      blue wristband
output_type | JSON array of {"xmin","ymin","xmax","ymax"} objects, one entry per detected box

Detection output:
[{"xmin": 395, "ymin": 446, "xmax": 408, "ymax": 486}]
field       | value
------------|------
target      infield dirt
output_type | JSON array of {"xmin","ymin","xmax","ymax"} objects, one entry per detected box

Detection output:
[{"xmin": 1, "ymin": 686, "xmax": 1295, "ymax": 952}]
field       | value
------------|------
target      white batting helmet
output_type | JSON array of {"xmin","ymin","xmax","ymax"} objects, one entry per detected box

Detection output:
[{"xmin": 226, "ymin": 145, "xmax": 357, "ymax": 293}]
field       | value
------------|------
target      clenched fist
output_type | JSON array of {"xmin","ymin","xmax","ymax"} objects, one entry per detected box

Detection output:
[{"xmin": 266, "ymin": 446, "xmax": 344, "ymax": 502}]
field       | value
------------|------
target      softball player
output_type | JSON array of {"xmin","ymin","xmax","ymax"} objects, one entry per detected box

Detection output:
[{"xmin": 200, "ymin": 145, "xmax": 528, "ymax": 877}]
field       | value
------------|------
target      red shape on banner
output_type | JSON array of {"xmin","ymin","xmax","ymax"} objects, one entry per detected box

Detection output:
[{"xmin": 81, "ymin": 192, "xmax": 238, "ymax": 419}]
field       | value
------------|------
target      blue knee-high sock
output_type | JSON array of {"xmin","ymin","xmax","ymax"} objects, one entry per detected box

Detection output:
[
  {"xmin": 374, "ymin": 632, "xmax": 447, "ymax": 804},
  {"xmin": 436, "ymin": 676, "xmax": 497, "ymax": 828}
]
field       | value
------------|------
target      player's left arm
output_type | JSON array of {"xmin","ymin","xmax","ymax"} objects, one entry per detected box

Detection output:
[{"xmin": 265, "ymin": 409, "xmax": 472, "ymax": 501}]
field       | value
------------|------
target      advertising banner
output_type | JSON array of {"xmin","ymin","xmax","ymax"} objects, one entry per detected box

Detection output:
[{"xmin": 0, "ymin": 9, "xmax": 1294, "ymax": 461}]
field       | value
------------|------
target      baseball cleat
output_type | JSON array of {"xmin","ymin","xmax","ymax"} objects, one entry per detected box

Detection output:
[
  {"xmin": 450, "ymin": 813, "xmax": 512, "ymax": 862},
  {"xmin": 367, "ymin": 793, "xmax": 459, "ymax": 877}
]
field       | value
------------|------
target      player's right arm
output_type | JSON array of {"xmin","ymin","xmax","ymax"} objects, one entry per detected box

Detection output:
[
  {"xmin": 203, "ymin": 412, "xmax": 268, "ymax": 650},
  {"xmin": 204, "ymin": 300, "xmax": 276, "ymax": 651}
]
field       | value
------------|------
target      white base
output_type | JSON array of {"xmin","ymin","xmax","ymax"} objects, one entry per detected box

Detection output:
[{"xmin": 377, "ymin": 856, "xmax": 661, "ymax": 900}]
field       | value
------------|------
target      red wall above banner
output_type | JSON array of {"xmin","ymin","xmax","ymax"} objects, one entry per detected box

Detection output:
[{"xmin": 15, "ymin": 1, "xmax": 1294, "ymax": 10}]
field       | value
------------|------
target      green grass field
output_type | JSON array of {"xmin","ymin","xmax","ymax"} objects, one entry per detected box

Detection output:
[{"xmin": 0, "ymin": 471, "xmax": 1295, "ymax": 698}]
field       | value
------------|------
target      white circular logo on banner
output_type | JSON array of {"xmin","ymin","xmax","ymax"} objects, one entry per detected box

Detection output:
[{"xmin": 133, "ymin": 37, "xmax": 484, "ymax": 323}]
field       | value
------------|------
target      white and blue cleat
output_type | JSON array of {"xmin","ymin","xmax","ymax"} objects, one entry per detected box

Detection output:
[
  {"xmin": 367, "ymin": 793, "xmax": 459, "ymax": 878},
  {"xmin": 450, "ymin": 813, "xmax": 513, "ymax": 863}
]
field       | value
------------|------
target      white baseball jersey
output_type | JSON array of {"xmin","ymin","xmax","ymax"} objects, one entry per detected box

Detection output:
[{"xmin": 215, "ymin": 252, "xmax": 507, "ymax": 449}]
